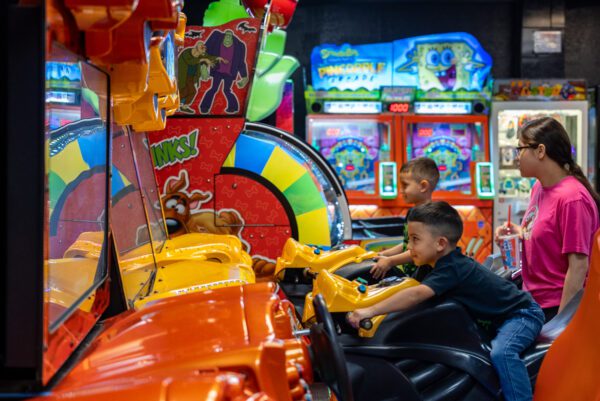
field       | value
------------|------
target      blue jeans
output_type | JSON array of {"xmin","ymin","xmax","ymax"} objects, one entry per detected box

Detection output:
[{"xmin": 490, "ymin": 301, "xmax": 545, "ymax": 401}]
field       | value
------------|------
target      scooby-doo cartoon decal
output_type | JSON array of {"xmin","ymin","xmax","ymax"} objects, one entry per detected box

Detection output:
[{"xmin": 148, "ymin": 118, "xmax": 351, "ymax": 278}]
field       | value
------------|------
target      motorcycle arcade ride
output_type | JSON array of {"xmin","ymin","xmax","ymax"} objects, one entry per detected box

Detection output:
[
  {"xmin": 304, "ymin": 261, "xmax": 587, "ymax": 401},
  {"xmin": 275, "ymin": 238, "xmax": 384, "ymax": 316}
]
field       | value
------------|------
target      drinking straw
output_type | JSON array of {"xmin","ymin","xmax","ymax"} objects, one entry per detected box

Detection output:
[{"xmin": 507, "ymin": 204, "xmax": 511, "ymax": 230}]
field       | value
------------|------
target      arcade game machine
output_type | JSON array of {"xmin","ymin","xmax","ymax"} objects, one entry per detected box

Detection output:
[
  {"xmin": 305, "ymin": 39, "xmax": 403, "ymax": 248},
  {"xmin": 306, "ymin": 33, "xmax": 495, "ymax": 262},
  {"xmin": 148, "ymin": 1, "xmax": 351, "ymax": 280},
  {"xmin": 1, "ymin": 1, "xmax": 339, "ymax": 400},
  {"xmin": 491, "ymin": 79, "xmax": 589, "ymax": 241}
]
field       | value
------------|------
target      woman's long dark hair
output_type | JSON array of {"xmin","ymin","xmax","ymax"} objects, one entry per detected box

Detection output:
[{"xmin": 519, "ymin": 116, "xmax": 600, "ymax": 212}]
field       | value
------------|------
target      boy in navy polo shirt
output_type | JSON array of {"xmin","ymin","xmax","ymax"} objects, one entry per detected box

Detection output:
[{"xmin": 348, "ymin": 201, "xmax": 545, "ymax": 401}]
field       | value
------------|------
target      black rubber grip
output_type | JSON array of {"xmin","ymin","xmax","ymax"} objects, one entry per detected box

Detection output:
[{"xmin": 359, "ymin": 319, "xmax": 373, "ymax": 330}]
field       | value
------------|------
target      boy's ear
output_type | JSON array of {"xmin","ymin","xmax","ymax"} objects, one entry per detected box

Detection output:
[
  {"xmin": 419, "ymin": 179, "xmax": 431, "ymax": 193},
  {"xmin": 436, "ymin": 236, "xmax": 449, "ymax": 252}
]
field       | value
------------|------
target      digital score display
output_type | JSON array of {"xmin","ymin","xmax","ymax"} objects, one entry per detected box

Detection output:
[
  {"xmin": 414, "ymin": 101, "xmax": 472, "ymax": 115},
  {"xmin": 387, "ymin": 102, "xmax": 411, "ymax": 113},
  {"xmin": 323, "ymin": 101, "xmax": 382, "ymax": 114}
]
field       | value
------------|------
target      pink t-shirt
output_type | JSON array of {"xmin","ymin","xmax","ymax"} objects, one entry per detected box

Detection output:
[{"xmin": 521, "ymin": 176, "xmax": 599, "ymax": 308}]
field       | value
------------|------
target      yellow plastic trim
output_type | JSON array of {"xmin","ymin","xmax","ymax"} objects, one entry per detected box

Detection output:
[
  {"xmin": 302, "ymin": 270, "xmax": 419, "ymax": 338},
  {"xmin": 274, "ymin": 237, "xmax": 377, "ymax": 276}
]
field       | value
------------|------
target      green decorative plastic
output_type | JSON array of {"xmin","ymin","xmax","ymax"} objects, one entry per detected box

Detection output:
[
  {"xmin": 264, "ymin": 29, "xmax": 286, "ymax": 55},
  {"xmin": 246, "ymin": 30, "xmax": 300, "ymax": 122},
  {"xmin": 203, "ymin": 0, "xmax": 250, "ymax": 27}
]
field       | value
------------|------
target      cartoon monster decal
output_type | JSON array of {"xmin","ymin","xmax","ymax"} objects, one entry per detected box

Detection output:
[
  {"xmin": 199, "ymin": 29, "xmax": 249, "ymax": 114},
  {"xmin": 178, "ymin": 40, "xmax": 222, "ymax": 114},
  {"xmin": 175, "ymin": 20, "xmax": 260, "ymax": 116}
]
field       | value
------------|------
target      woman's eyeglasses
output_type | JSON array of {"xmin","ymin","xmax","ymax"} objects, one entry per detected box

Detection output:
[{"xmin": 512, "ymin": 144, "xmax": 538, "ymax": 158}]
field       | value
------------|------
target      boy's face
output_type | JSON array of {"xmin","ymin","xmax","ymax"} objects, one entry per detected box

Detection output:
[
  {"xmin": 400, "ymin": 172, "xmax": 428, "ymax": 204},
  {"xmin": 407, "ymin": 221, "xmax": 445, "ymax": 266}
]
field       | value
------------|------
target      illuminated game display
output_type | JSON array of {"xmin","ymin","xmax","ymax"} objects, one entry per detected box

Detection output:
[
  {"xmin": 309, "ymin": 118, "xmax": 391, "ymax": 193},
  {"xmin": 407, "ymin": 120, "xmax": 485, "ymax": 193}
]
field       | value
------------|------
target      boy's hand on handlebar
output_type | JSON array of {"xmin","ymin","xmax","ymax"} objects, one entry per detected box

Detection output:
[
  {"xmin": 347, "ymin": 308, "xmax": 374, "ymax": 329},
  {"xmin": 494, "ymin": 222, "xmax": 522, "ymax": 246},
  {"xmin": 370, "ymin": 256, "xmax": 393, "ymax": 280}
]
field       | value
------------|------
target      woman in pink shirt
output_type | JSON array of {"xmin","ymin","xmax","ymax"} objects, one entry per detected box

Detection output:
[{"xmin": 496, "ymin": 117, "xmax": 600, "ymax": 322}]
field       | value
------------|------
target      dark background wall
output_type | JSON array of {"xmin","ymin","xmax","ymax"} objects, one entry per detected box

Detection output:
[
  {"xmin": 279, "ymin": 0, "xmax": 600, "ymax": 138},
  {"xmin": 565, "ymin": 1, "xmax": 600, "ymax": 85}
]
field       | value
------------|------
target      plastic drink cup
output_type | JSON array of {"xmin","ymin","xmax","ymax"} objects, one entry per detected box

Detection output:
[{"xmin": 499, "ymin": 233, "xmax": 521, "ymax": 270}]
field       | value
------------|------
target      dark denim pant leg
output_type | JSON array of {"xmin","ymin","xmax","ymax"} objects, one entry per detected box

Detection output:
[{"xmin": 490, "ymin": 302, "xmax": 545, "ymax": 401}]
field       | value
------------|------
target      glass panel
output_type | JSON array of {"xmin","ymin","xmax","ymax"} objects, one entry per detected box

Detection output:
[
  {"xmin": 111, "ymin": 126, "xmax": 157, "ymax": 303},
  {"xmin": 45, "ymin": 49, "xmax": 109, "ymax": 329},
  {"xmin": 130, "ymin": 132, "xmax": 167, "ymax": 252},
  {"xmin": 309, "ymin": 119, "xmax": 391, "ymax": 194},
  {"xmin": 497, "ymin": 109, "xmax": 582, "ymax": 198},
  {"xmin": 407, "ymin": 122, "xmax": 484, "ymax": 194},
  {"xmin": 245, "ymin": 129, "xmax": 346, "ymax": 246}
]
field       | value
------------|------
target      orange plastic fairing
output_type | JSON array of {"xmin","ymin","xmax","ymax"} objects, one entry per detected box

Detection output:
[
  {"xmin": 129, "ymin": 33, "xmax": 179, "ymax": 131},
  {"xmin": 47, "ymin": 0, "xmax": 81, "ymax": 53},
  {"xmin": 533, "ymin": 231, "xmax": 600, "ymax": 401},
  {"xmin": 64, "ymin": 0, "xmax": 137, "ymax": 31},
  {"xmin": 35, "ymin": 283, "xmax": 313, "ymax": 401},
  {"xmin": 86, "ymin": 0, "xmax": 181, "ymax": 64}
]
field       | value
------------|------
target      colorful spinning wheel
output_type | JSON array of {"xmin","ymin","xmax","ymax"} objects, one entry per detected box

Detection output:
[{"xmin": 223, "ymin": 132, "xmax": 332, "ymax": 246}]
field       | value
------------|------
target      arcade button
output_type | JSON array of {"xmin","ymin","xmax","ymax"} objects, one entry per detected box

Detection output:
[{"xmin": 355, "ymin": 277, "xmax": 368, "ymax": 293}]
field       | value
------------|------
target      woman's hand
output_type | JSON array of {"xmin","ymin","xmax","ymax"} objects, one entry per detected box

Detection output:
[
  {"xmin": 346, "ymin": 307, "xmax": 375, "ymax": 329},
  {"xmin": 370, "ymin": 256, "xmax": 393, "ymax": 280},
  {"xmin": 494, "ymin": 222, "xmax": 522, "ymax": 246}
]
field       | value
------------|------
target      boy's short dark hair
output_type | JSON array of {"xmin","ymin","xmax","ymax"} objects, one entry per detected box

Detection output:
[
  {"xmin": 407, "ymin": 201, "xmax": 463, "ymax": 245},
  {"xmin": 400, "ymin": 157, "xmax": 440, "ymax": 189}
]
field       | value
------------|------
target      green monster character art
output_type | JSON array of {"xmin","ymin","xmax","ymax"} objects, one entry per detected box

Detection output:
[
  {"xmin": 396, "ymin": 39, "xmax": 489, "ymax": 92},
  {"xmin": 178, "ymin": 41, "xmax": 222, "ymax": 114}
]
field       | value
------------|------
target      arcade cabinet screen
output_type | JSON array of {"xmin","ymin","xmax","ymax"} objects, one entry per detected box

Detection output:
[
  {"xmin": 407, "ymin": 122, "xmax": 484, "ymax": 194},
  {"xmin": 310, "ymin": 119, "xmax": 391, "ymax": 194}
]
